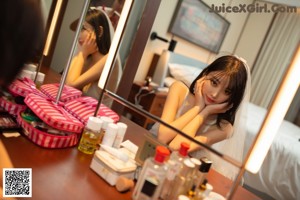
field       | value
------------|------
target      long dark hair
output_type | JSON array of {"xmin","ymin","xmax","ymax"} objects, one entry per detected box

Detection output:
[
  {"xmin": 85, "ymin": 9, "xmax": 111, "ymax": 55},
  {"xmin": 1, "ymin": 0, "xmax": 44, "ymax": 87},
  {"xmin": 189, "ymin": 55, "xmax": 248, "ymax": 127}
]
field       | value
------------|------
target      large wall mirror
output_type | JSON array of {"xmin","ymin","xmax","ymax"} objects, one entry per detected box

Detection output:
[{"xmin": 44, "ymin": 0, "xmax": 299, "ymax": 199}]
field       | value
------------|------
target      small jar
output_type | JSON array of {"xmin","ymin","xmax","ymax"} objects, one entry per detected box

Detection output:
[{"xmin": 78, "ymin": 117, "xmax": 103, "ymax": 154}]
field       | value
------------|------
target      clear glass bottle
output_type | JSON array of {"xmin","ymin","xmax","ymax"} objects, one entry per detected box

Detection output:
[
  {"xmin": 132, "ymin": 146, "xmax": 170, "ymax": 200},
  {"xmin": 98, "ymin": 116, "xmax": 114, "ymax": 144},
  {"xmin": 194, "ymin": 157, "xmax": 212, "ymax": 189},
  {"xmin": 167, "ymin": 159, "xmax": 195, "ymax": 200},
  {"xmin": 78, "ymin": 117, "xmax": 103, "ymax": 154},
  {"xmin": 193, "ymin": 179, "xmax": 208, "ymax": 200},
  {"xmin": 160, "ymin": 142, "xmax": 190, "ymax": 199}
]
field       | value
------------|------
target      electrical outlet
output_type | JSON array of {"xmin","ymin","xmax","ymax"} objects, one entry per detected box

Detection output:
[{"xmin": 134, "ymin": 133, "xmax": 168, "ymax": 166}]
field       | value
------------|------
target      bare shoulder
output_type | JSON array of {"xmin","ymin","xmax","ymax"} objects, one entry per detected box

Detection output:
[
  {"xmin": 220, "ymin": 120, "xmax": 234, "ymax": 138},
  {"xmin": 170, "ymin": 81, "xmax": 189, "ymax": 92}
]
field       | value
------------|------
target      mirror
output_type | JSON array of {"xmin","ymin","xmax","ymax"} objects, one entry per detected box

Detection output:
[
  {"xmin": 98, "ymin": 0, "xmax": 299, "ymax": 198},
  {"xmin": 43, "ymin": 1, "xmax": 298, "ymax": 198}
]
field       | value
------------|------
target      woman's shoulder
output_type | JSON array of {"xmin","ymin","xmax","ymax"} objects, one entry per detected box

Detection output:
[
  {"xmin": 170, "ymin": 80, "xmax": 189, "ymax": 92},
  {"xmin": 220, "ymin": 120, "xmax": 234, "ymax": 138}
]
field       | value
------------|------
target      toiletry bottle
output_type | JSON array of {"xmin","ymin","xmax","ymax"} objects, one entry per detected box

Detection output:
[
  {"xmin": 194, "ymin": 179, "xmax": 208, "ymax": 200},
  {"xmin": 195, "ymin": 157, "xmax": 212, "ymax": 189},
  {"xmin": 183, "ymin": 158, "xmax": 202, "ymax": 193},
  {"xmin": 160, "ymin": 142, "xmax": 190, "ymax": 199},
  {"xmin": 167, "ymin": 159, "xmax": 195, "ymax": 200},
  {"xmin": 101, "ymin": 123, "xmax": 118, "ymax": 147},
  {"xmin": 78, "ymin": 117, "xmax": 103, "ymax": 154},
  {"xmin": 98, "ymin": 116, "xmax": 114, "ymax": 144},
  {"xmin": 113, "ymin": 122, "xmax": 127, "ymax": 148},
  {"xmin": 132, "ymin": 146, "xmax": 170, "ymax": 200}
]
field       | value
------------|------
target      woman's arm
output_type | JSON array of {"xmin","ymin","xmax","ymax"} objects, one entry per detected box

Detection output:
[
  {"xmin": 188, "ymin": 122, "xmax": 233, "ymax": 152},
  {"xmin": 0, "ymin": 140, "xmax": 15, "ymax": 198},
  {"xmin": 66, "ymin": 54, "xmax": 108, "ymax": 89},
  {"xmin": 66, "ymin": 31, "xmax": 103, "ymax": 89},
  {"xmin": 158, "ymin": 81, "xmax": 203, "ymax": 144}
]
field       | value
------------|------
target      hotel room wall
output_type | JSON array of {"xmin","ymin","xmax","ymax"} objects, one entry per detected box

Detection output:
[{"xmin": 135, "ymin": 0, "xmax": 273, "ymax": 82}]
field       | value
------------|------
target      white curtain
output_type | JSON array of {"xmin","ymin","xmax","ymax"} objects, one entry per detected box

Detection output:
[{"xmin": 251, "ymin": 12, "xmax": 300, "ymax": 108}]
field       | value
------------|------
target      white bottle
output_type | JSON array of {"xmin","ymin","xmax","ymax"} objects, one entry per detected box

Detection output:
[
  {"xmin": 113, "ymin": 122, "xmax": 127, "ymax": 148},
  {"xmin": 98, "ymin": 116, "xmax": 114, "ymax": 144},
  {"xmin": 101, "ymin": 123, "xmax": 118, "ymax": 147},
  {"xmin": 132, "ymin": 146, "xmax": 170, "ymax": 200}
]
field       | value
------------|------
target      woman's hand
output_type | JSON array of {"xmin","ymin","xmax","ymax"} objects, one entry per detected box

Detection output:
[
  {"xmin": 79, "ymin": 31, "xmax": 98, "ymax": 57},
  {"xmin": 203, "ymin": 102, "xmax": 232, "ymax": 115},
  {"xmin": 194, "ymin": 77, "xmax": 206, "ymax": 111}
]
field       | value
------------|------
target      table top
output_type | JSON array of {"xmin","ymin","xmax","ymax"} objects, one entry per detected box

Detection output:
[{"xmin": 1, "ymin": 116, "xmax": 260, "ymax": 200}]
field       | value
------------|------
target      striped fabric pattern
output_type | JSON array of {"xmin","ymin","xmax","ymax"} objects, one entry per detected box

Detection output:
[
  {"xmin": 8, "ymin": 78, "xmax": 38, "ymax": 97},
  {"xmin": 40, "ymin": 84, "xmax": 82, "ymax": 102},
  {"xmin": 17, "ymin": 113, "xmax": 79, "ymax": 148},
  {"xmin": 64, "ymin": 96, "xmax": 120, "ymax": 125},
  {"xmin": 25, "ymin": 93, "xmax": 84, "ymax": 133},
  {"xmin": 0, "ymin": 97, "xmax": 27, "ymax": 115}
]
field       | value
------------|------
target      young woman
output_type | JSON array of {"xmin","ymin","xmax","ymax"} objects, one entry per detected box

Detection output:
[
  {"xmin": 154, "ymin": 55, "xmax": 250, "ymax": 179},
  {"xmin": 66, "ymin": 8, "xmax": 121, "ymax": 101},
  {"xmin": 157, "ymin": 55, "xmax": 248, "ymax": 151}
]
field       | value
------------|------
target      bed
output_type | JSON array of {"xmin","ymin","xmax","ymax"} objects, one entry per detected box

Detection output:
[{"xmin": 151, "ymin": 50, "xmax": 300, "ymax": 200}]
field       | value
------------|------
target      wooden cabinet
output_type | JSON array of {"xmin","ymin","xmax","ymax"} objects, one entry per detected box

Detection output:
[{"xmin": 125, "ymin": 82, "xmax": 167, "ymax": 129}]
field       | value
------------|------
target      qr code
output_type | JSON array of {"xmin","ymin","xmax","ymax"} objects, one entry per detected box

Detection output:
[{"xmin": 3, "ymin": 168, "xmax": 32, "ymax": 198}]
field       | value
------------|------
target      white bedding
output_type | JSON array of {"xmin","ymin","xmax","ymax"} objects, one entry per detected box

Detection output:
[{"xmin": 244, "ymin": 103, "xmax": 300, "ymax": 200}]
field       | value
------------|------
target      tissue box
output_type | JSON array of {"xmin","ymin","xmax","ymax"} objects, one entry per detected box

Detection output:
[{"xmin": 90, "ymin": 150, "xmax": 136, "ymax": 186}]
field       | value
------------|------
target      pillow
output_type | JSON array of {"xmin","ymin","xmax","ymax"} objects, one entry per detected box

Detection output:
[
  {"xmin": 168, "ymin": 63, "xmax": 203, "ymax": 86},
  {"xmin": 164, "ymin": 76, "xmax": 176, "ymax": 87}
]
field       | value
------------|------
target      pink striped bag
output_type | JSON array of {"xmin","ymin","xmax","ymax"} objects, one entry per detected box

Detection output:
[
  {"xmin": 64, "ymin": 96, "xmax": 120, "ymax": 125},
  {"xmin": 18, "ymin": 93, "xmax": 84, "ymax": 148},
  {"xmin": 0, "ymin": 78, "xmax": 43, "ymax": 115},
  {"xmin": 40, "ymin": 84, "xmax": 82, "ymax": 102},
  {"xmin": 8, "ymin": 77, "xmax": 38, "ymax": 97},
  {"xmin": 0, "ymin": 97, "xmax": 26, "ymax": 115}
]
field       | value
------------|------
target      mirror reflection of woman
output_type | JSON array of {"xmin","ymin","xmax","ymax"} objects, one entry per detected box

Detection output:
[
  {"xmin": 153, "ymin": 55, "xmax": 250, "ymax": 179},
  {"xmin": 66, "ymin": 8, "xmax": 121, "ymax": 101}
]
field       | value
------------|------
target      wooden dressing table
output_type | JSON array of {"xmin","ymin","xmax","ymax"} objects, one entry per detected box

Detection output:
[{"xmin": 1, "ymin": 116, "xmax": 260, "ymax": 200}]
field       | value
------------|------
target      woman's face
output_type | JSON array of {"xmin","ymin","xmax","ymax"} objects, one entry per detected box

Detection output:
[
  {"xmin": 200, "ymin": 71, "xmax": 231, "ymax": 105},
  {"xmin": 78, "ymin": 22, "xmax": 94, "ymax": 45}
]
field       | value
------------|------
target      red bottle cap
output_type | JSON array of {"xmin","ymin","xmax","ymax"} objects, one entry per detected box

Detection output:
[
  {"xmin": 154, "ymin": 146, "xmax": 170, "ymax": 163},
  {"xmin": 179, "ymin": 142, "xmax": 190, "ymax": 156}
]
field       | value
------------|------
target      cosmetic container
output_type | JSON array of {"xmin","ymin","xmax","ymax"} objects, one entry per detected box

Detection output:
[
  {"xmin": 132, "ymin": 146, "xmax": 170, "ymax": 200},
  {"xmin": 78, "ymin": 117, "xmax": 103, "ymax": 154}
]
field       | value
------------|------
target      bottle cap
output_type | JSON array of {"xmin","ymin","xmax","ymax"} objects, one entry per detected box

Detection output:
[
  {"xmin": 154, "ymin": 146, "xmax": 170, "ymax": 163},
  {"xmin": 35, "ymin": 72, "xmax": 45, "ymax": 83},
  {"xmin": 179, "ymin": 142, "xmax": 190, "ymax": 156},
  {"xmin": 100, "ymin": 116, "xmax": 114, "ymax": 129},
  {"xmin": 190, "ymin": 158, "xmax": 201, "ymax": 167},
  {"xmin": 106, "ymin": 123, "xmax": 118, "ymax": 134},
  {"xmin": 199, "ymin": 157, "xmax": 212, "ymax": 172},
  {"xmin": 183, "ymin": 159, "xmax": 195, "ymax": 168},
  {"xmin": 86, "ymin": 117, "xmax": 103, "ymax": 131},
  {"xmin": 177, "ymin": 195, "xmax": 190, "ymax": 200},
  {"xmin": 117, "ymin": 122, "xmax": 127, "ymax": 134}
]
